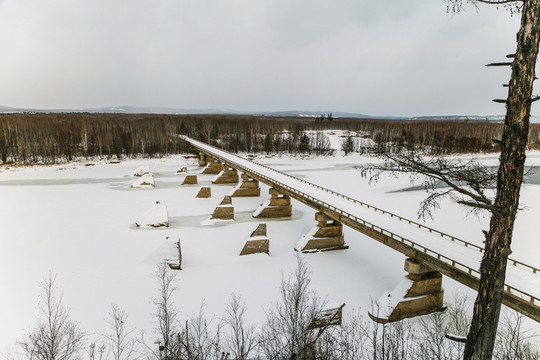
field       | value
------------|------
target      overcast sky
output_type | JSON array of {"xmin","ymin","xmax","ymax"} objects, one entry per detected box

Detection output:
[{"xmin": 0, "ymin": 0, "xmax": 532, "ymax": 116}]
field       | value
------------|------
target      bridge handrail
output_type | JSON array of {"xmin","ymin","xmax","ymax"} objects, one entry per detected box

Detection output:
[
  {"xmin": 239, "ymin": 155, "xmax": 540, "ymax": 275},
  {"xmin": 186, "ymin": 137, "xmax": 540, "ymax": 306}
]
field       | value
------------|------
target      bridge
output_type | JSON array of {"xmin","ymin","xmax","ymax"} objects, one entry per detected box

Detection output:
[{"xmin": 181, "ymin": 135, "xmax": 540, "ymax": 323}]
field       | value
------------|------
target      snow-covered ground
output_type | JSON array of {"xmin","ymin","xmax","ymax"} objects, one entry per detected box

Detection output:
[{"xmin": 1, "ymin": 151, "xmax": 539, "ymax": 352}]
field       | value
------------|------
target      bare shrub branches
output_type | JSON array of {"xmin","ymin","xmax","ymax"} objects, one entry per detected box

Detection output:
[
  {"xmin": 223, "ymin": 294, "xmax": 255, "ymax": 360},
  {"xmin": 445, "ymin": 0, "xmax": 523, "ymax": 14},
  {"xmin": 102, "ymin": 304, "xmax": 138, "ymax": 360},
  {"xmin": 151, "ymin": 262, "xmax": 179, "ymax": 359},
  {"xmin": 259, "ymin": 255, "xmax": 327, "ymax": 360},
  {"xmin": 13, "ymin": 273, "xmax": 85, "ymax": 360},
  {"xmin": 9, "ymin": 267, "xmax": 540, "ymax": 359}
]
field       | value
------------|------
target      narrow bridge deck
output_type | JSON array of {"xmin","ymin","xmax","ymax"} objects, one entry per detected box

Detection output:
[{"xmin": 182, "ymin": 136, "xmax": 540, "ymax": 322}]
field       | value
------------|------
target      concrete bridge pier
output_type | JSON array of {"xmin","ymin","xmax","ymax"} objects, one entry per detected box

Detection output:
[
  {"xmin": 212, "ymin": 167, "xmax": 239, "ymax": 184},
  {"xmin": 253, "ymin": 188, "xmax": 292, "ymax": 218},
  {"xmin": 202, "ymin": 158, "xmax": 224, "ymax": 174},
  {"xmin": 230, "ymin": 173, "xmax": 261, "ymax": 197},
  {"xmin": 295, "ymin": 212, "xmax": 349, "ymax": 252},
  {"xmin": 369, "ymin": 258, "xmax": 444, "ymax": 323}
]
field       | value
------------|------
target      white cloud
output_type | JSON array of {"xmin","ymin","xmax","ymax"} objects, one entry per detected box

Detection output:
[{"xmin": 0, "ymin": 0, "xmax": 531, "ymax": 116}]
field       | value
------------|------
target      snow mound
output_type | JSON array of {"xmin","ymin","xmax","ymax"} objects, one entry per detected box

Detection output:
[
  {"xmin": 371, "ymin": 276, "xmax": 415, "ymax": 318},
  {"xmin": 131, "ymin": 173, "xmax": 155, "ymax": 188},
  {"xmin": 295, "ymin": 226, "xmax": 318, "ymax": 251},
  {"xmin": 252, "ymin": 199, "xmax": 271, "ymax": 217},
  {"xmin": 135, "ymin": 202, "xmax": 169, "ymax": 228},
  {"xmin": 132, "ymin": 165, "xmax": 150, "ymax": 177},
  {"xmin": 212, "ymin": 170, "xmax": 225, "ymax": 182}
]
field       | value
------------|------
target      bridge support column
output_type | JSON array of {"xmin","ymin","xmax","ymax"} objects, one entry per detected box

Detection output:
[
  {"xmin": 230, "ymin": 173, "xmax": 261, "ymax": 197},
  {"xmin": 211, "ymin": 195, "xmax": 234, "ymax": 220},
  {"xmin": 198, "ymin": 152, "xmax": 208, "ymax": 167},
  {"xmin": 369, "ymin": 258, "xmax": 444, "ymax": 323},
  {"xmin": 240, "ymin": 223, "xmax": 270, "ymax": 256},
  {"xmin": 202, "ymin": 158, "xmax": 223, "ymax": 174},
  {"xmin": 295, "ymin": 212, "xmax": 349, "ymax": 252},
  {"xmin": 212, "ymin": 167, "xmax": 239, "ymax": 184},
  {"xmin": 253, "ymin": 188, "xmax": 292, "ymax": 218}
]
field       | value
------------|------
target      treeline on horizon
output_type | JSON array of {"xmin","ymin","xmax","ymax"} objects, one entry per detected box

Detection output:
[{"xmin": 2, "ymin": 112, "xmax": 540, "ymax": 164}]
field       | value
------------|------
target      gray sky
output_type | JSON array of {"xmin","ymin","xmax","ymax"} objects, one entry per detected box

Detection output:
[{"xmin": 0, "ymin": 0, "xmax": 530, "ymax": 116}]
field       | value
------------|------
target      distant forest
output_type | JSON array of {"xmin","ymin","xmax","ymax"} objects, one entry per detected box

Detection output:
[{"xmin": 2, "ymin": 113, "xmax": 540, "ymax": 164}]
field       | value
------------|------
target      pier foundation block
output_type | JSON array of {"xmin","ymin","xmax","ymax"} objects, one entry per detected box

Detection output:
[
  {"xmin": 198, "ymin": 152, "xmax": 208, "ymax": 167},
  {"xmin": 210, "ymin": 195, "xmax": 234, "ymax": 220},
  {"xmin": 369, "ymin": 258, "xmax": 444, "ymax": 323},
  {"xmin": 202, "ymin": 158, "xmax": 223, "ymax": 174},
  {"xmin": 253, "ymin": 188, "xmax": 292, "ymax": 218},
  {"xmin": 295, "ymin": 212, "xmax": 348, "ymax": 252},
  {"xmin": 230, "ymin": 174, "xmax": 261, "ymax": 197},
  {"xmin": 212, "ymin": 167, "xmax": 239, "ymax": 184}
]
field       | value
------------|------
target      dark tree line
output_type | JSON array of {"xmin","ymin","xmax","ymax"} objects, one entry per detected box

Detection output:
[{"xmin": 3, "ymin": 113, "xmax": 540, "ymax": 164}]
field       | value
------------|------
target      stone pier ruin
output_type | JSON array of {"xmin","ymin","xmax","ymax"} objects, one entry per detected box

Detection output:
[
  {"xmin": 196, "ymin": 186, "xmax": 211, "ymax": 198},
  {"xmin": 181, "ymin": 175, "xmax": 197, "ymax": 185},
  {"xmin": 253, "ymin": 188, "xmax": 292, "ymax": 218},
  {"xmin": 135, "ymin": 201, "xmax": 169, "ymax": 228},
  {"xmin": 210, "ymin": 195, "xmax": 234, "ymax": 220},
  {"xmin": 369, "ymin": 258, "xmax": 444, "ymax": 323},
  {"xmin": 295, "ymin": 212, "xmax": 348, "ymax": 252},
  {"xmin": 240, "ymin": 223, "xmax": 270, "ymax": 256}
]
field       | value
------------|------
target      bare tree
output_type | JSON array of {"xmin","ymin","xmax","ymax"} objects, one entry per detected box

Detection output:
[
  {"xmin": 175, "ymin": 301, "xmax": 225, "ymax": 360},
  {"xmin": 103, "ymin": 304, "xmax": 138, "ymax": 360},
  {"xmin": 493, "ymin": 311, "xmax": 540, "ymax": 359},
  {"xmin": 259, "ymin": 255, "xmax": 326, "ymax": 360},
  {"xmin": 149, "ymin": 262, "xmax": 179, "ymax": 359},
  {"xmin": 361, "ymin": 0, "xmax": 540, "ymax": 357},
  {"xmin": 359, "ymin": 153, "xmax": 498, "ymax": 218},
  {"xmin": 452, "ymin": 2, "xmax": 540, "ymax": 358},
  {"xmin": 13, "ymin": 273, "xmax": 85, "ymax": 360},
  {"xmin": 341, "ymin": 136, "xmax": 355, "ymax": 155},
  {"xmin": 222, "ymin": 294, "xmax": 255, "ymax": 360}
]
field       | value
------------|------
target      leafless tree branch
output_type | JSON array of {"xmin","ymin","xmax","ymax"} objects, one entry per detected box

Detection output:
[{"xmin": 359, "ymin": 152, "xmax": 497, "ymax": 219}]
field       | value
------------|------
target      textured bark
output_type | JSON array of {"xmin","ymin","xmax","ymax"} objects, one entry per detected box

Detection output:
[{"xmin": 464, "ymin": 1, "xmax": 540, "ymax": 358}]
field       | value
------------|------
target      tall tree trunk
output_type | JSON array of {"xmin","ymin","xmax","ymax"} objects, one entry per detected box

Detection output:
[{"xmin": 464, "ymin": 1, "xmax": 540, "ymax": 358}]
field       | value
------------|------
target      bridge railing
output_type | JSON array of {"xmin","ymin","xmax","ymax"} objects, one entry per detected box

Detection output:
[{"xmin": 186, "ymin": 137, "xmax": 540, "ymax": 306}]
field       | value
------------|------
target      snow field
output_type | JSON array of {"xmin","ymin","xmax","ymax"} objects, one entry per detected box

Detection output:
[{"xmin": 1, "ymin": 152, "xmax": 539, "ymax": 353}]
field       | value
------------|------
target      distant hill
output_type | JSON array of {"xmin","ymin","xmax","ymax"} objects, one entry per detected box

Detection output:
[{"xmin": 1, "ymin": 105, "xmax": 539, "ymax": 123}]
